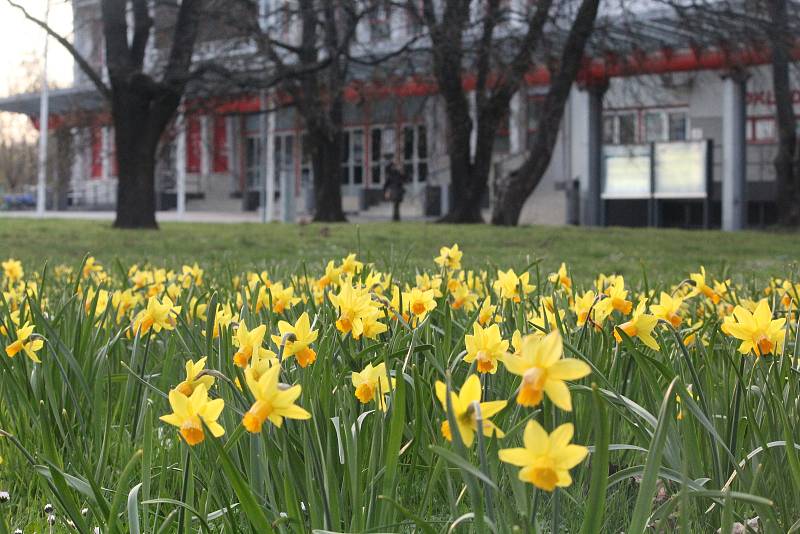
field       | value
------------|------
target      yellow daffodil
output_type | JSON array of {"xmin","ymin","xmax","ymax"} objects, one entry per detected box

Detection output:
[
  {"xmin": 233, "ymin": 322, "xmax": 267, "ymax": 368},
  {"xmin": 340, "ymin": 253, "xmax": 363, "ymax": 275},
  {"xmin": 352, "ymin": 362, "xmax": 396, "ymax": 411},
  {"xmin": 269, "ymin": 282, "xmax": 300, "ymax": 314},
  {"xmin": 82, "ymin": 256, "xmax": 103, "ymax": 279},
  {"xmin": 403, "ymin": 287, "xmax": 437, "ymax": 320},
  {"xmin": 329, "ymin": 284, "xmax": 385, "ymax": 340},
  {"xmin": 1, "ymin": 259, "xmax": 23, "ymax": 283},
  {"xmin": 450, "ymin": 281, "xmax": 478, "ymax": 311},
  {"xmin": 573, "ymin": 290, "xmax": 612, "ymax": 328},
  {"xmin": 159, "ymin": 384, "xmax": 225, "ymax": 446},
  {"xmin": 84, "ymin": 287, "xmax": 109, "ymax": 316},
  {"xmin": 434, "ymin": 244, "xmax": 463, "ymax": 270},
  {"xmin": 175, "ymin": 357, "xmax": 215, "ymax": 397},
  {"xmin": 317, "ymin": 260, "xmax": 342, "ymax": 289},
  {"xmin": 271, "ymin": 312, "xmax": 319, "ymax": 367},
  {"xmin": 494, "ymin": 269, "xmax": 535, "ymax": 303},
  {"xmin": 464, "ymin": 323, "xmax": 509, "ymax": 374},
  {"xmin": 548, "ymin": 262, "xmax": 572, "ymax": 290},
  {"xmin": 605, "ymin": 277, "xmax": 633, "ymax": 314},
  {"xmin": 112, "ymin": 289, "xmax": 140, "ymax": 324},
  {"xmin": 723, "ymin": 299, "xmax": 786, "ymax": 356},
  {"xmin": 614, "ymin": 300, "xmax": 660, "ymax": 350},
  {"xmin": 689, "ymin": 266, "xmax": 721, "ymax": 304},
  {"xmin": 650, "ymin": 292, "xmax": 684, "ymax": 328},
  {"xmin": 132, "ymin": 296, "xmax": 181, "ymax": 335},
  {"xmin": 5, "ymin": 322, "xmax": 44, "ymax": 363},
  {"xmin": 502, "ymin": 330, "xmax": 590, "ymax": 411},
  {"xmin": 499, "ymin": 420, "xmax": 588, "ymax": 492},
  {"xmin": 242, "ymin": 364, "xmax": 311, "ymax": 432},
  {"xmin": 416, "ymin": 273, "xmax": 443, "ymax": 298},
  {"xmin": 435, "ymin": 374, "xmax": 506, "ymax": 446},
  {"xmin": 181, "ymin": 263, "xmax": 204, "ymax": 287},
  {"xmin": 477, "ymin": 297, "xmax": 499, "ymax": 326}
]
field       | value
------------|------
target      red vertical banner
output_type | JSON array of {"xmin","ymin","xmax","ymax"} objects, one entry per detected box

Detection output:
[
  {"xmin": 110, "ymin": 128, "xmax": 118, "ymax": 177},
  {"xmin": 187, "ymin": 116, "xmax": 201, "ymax": 173},
  {"xmin": 90, "ymin": 127, "xmax": 102, "ymax": 179},
  {"xmin": 213, "ymin": 116, "xmax": 229, "ymax": 173}
]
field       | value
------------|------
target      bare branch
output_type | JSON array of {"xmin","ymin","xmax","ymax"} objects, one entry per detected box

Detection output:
[{"xmin": 5, "ymin": 0, "xmax": 111, "ymax": 100}]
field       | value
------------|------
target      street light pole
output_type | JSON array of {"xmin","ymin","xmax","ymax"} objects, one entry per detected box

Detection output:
[{"xmin": 36, "ymin": 0, "xmax": 51, "ymax": 216}]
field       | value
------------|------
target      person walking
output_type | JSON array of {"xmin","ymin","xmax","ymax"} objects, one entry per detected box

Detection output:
[{"xmin": 383, "ymin": 160, "xmax": 408, "ymax": 221}]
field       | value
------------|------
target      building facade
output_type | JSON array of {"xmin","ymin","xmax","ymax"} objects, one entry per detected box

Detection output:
[{"xmin": 0, "ymin": 1, "xmax": 797, "ymax": 227}]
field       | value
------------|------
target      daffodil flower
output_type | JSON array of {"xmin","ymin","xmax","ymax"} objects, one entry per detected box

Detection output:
[
  {"xmin": 723, "ymin": 299, "xmax": 785, "ymax": 356},
  {"xmin": 5, "ymin": 322, "xmax": 43, "ymax": 363},
  {"xmin": 242, "ymin": 365, "xmax": 311, "ymax": 432},
  {"xmin": 271, "ymin": 312, "xmax": 319, "ymax": 367},
  {"xmin": 435, "ymin": 374, "xmax": 506, "ymax": 447},
  {"xmin": 502, "ymin": 330, "xmax": 590, "ymax": 411},
  {"xmin": 614, "ymin": 300, "xmax": 660, "ymax": 350},
  {"xmin": 175, "ymin": 357, "xmax": 215, "ymax": 397},
  {"xmin": 499, "ymin": 420, "xmax": 588, "ymax": 492},
  {"xmin": 352, "ymin": 362, "xmax": 396, "ymax": 412},
  {"xmin": 464, "ymin": 323, "xmax": 509, "ymax": 374},
  {"xmin": 159, "ymin": 384, "xmax": 225, "ymax": 446}
]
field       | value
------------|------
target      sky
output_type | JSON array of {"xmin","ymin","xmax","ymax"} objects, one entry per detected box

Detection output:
[{"xmin": 0, "ymin": 0, "xmax": 74, "ymax": 97}]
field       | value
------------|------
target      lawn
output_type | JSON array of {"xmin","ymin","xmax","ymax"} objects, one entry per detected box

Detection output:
[
  {"xmin": 0, "ymin": 218, "xmax": 798, "ymax": 282},
  {"xmin": 0, "ymin": 218, "xmax": 799, "ymax": 532}
]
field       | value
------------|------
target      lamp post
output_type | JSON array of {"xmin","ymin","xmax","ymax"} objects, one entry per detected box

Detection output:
[{"xmin": 36, "ymin": 0, "xmax": 51, "ymax": 216}]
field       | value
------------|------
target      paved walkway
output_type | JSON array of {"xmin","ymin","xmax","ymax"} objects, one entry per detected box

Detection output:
[{"xmin": 0, "ymin": 209, "xmax": 435, "ymax": 224}]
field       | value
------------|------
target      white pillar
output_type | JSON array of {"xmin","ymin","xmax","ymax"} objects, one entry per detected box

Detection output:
[
  {"xmin": 36, "ymin": 0, "xmax": 51, "ymax": 216},
  {"xmin": 200, "ymin": 115, "xmax": 211, "ymax": 194},
  {"xmin": 101, "ymin": 126, "xmax": 111, "ymax": 182},
  {"xmin": 175, "ymin": 113, "xmax": 187, "ymax": 217},
  {"xmin": 722, "ymin": 73, "xmax": 747, "ymax": 231},
  {"xmin": 509, "ymin": 91, "xmax": 526, "ymax": 154},
  {"xmin": 281, "ymin": 151, "xmax": 295, "ymax": 223},
  {"xmin": 570, "ymin": 84, "xmax": 606, "ymax": 226},
  {"xmin": 264, "ymin": 96, "xmax": 276, "ymax": 223},
  {"xmin": 468, "ymin": 91, "xmax": 477, "ymax": 159}
]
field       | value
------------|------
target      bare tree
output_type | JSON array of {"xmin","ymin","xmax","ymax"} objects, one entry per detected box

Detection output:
[
  {"xmin": 9, "ymin": 0, "xmax": 206, "ymax": 229},
  {"xmin": 765, "ymin": 0, "xmax": 800, "ymax": 226},
  {"xmin": 659, "ymin": 0, "xmax": 800, "ymax": 227},
  {"xmin": 491, "ymin": 0, "xmax": 600, "ymax": 225},
  {"xmin": 404, "ymin": 0, "xmax": 599, "ymax": 223},
  {"xmin": 234, "ymin": 0, "xmax": 415, "ymax": 222}
]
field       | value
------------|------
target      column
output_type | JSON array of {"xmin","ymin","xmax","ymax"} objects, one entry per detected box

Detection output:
[
  {"xmin": 721, "ymin": 71, "xmax": 747, "ymax": 231},
  {"xmin": 570, "ymin": 82, "xmax": 607, "ymax": 226},
  {"xmin": 281, "ymin": 151, "xmax": 295, "ymax": 223},
  {"xmin": 101, "ymin": 126, "xmax": 111, "ymax": 182},
  {"xmin": 200, "ymin": 115, "xmax": 211, "ymax": 194},
  {"xmin": 262, "ymin": 92, "xmax": 276, "ymax": 222},
  {"xmin": 509, "ymin": 91, "xmax": 527, "ymax": 154},
  {"xmin": 175, "ymin": 112, "xmax": 187, "ymax": 217}
]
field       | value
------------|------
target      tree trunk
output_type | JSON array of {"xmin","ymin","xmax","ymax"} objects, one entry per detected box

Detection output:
[
  {"xmin": 309, "ymin": 126, "xmax": 346, "ymax": 222},
  {"xmin": 111, "ymin": 88, "xmax": 170, "ymax": 229},
  {"xmin": 767, "ymin": 0, "xmax": 800, "ymax": 226},
  {"xmin": 491, "ymin": 0, "xmax": 601, "ymax": 226}
]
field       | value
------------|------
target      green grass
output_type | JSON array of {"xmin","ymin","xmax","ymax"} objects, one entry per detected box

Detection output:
[
  {"xmin": 0, "ymin": 219, "xmax": 798, "ymax": 281},
  {"xmin": 0, "ymin": 218, "xmax": 798, "ymax": 532}
]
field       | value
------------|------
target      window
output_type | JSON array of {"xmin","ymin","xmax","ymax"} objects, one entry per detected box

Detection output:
[
  {"xmin": 300, "ymin": 133, "xmax": 312, "ymax": 186},
  {"xmin": 341, "ymin": 129, "xmax": 364, "ymax": 186},
  {"xmin": 370, "ymin": 2, "xmax": 392, "ymax": 42},
  {"xmin": 644, "ymin": 112, "xmax": 666, "ymax": 142},
  {"xmin": 753, "ymin": 118, "xmax": 776, "ymax": 142},
  {"xmin": 668, "ymin": 112, "xmax": 687, "ymax": 141},
  {"xmin": 402, "ymin": 124, "xmax": 428, "ymax": 183},
  {"xmin": 369, "ymin": 126, "xmax": 395, "ymax": 186},
  {"xmin": 603, "ymin": 109, "xmax": 688, "ymax": 144},
  {"xmin": 243, "ymin": 114, "xmax": 262, "ymax": 189},
  {"xmin": 618, "ymin": 114, "xmax": 636, "ymax": 144},
  {"xmin": 274, "ymin": 134, "xmax": 294, "ymax": 194}
]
